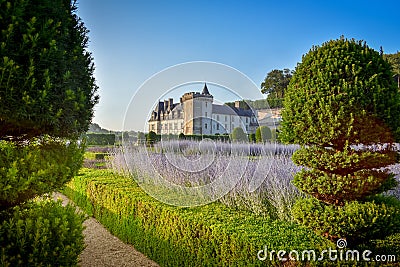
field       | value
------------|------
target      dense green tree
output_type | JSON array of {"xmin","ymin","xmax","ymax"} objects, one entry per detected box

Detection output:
[
  {"xmin": 261, "ymin": 69, "xmax": 293, "ymax": 98},
  {"xmin": 146, "ymin": 131, "xmax": 158, "ymax": 146},
  {"xmin": 0, "ymin": 0, "xmax": 98, "ymax": 208},
  {"xmin": 255, "ymin": 126, "xmax": 272, "ymax": 143},
  {"xmin": 0, "ymin": 0, "xmax": 96, "ymax": 264},
  {"xmin": 384, "ymin": 51, "xmax": 400, "ymax": 75},
  {"xmin": 122, "ymin": 131, "xmax": 130, "ymax": 140},
  {"xmin": 248, "ymin": 133, "xmax": 256, "ymax": 143},
  {"xmin": 231, "ymin": 127, "xmax": 247, "ymax": 142},
  {"xmin": 281, "ymin": 37, "xmax": 400, "ymax": 243},
  {"xmin": 0, "ymin": 0, "xmax": 99, "ymax": 141},
  {"xmin": 137, "ymin": 131, "xmax": 146, "ymax": 144}
]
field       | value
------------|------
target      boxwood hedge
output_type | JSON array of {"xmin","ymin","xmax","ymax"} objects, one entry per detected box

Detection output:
[{"xmin": 63, "ymin": 168, "xmax": 335, "ymax": 266}]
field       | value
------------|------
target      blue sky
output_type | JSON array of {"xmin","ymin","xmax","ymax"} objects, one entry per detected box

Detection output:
[{"xmin": 76, "ymin": 0, "xmax": 400, "ymax": 131}]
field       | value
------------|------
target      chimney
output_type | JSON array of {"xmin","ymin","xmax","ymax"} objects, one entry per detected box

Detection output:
[
  {"xmin": 164, "ymin": 99, "xmax": 169, "ymax": 111},
  {"xmin": 235, "ymin": 100, "xmax": 241, "ymax": 108}
]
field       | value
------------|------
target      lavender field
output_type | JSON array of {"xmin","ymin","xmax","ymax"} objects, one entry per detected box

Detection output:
[{"xmin": 108, "ymin": 140, "xmax": 400, "ymax": 221}]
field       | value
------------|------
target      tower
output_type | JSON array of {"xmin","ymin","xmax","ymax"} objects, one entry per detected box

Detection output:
[{"xmin": 181, "ymin": 83, "xmax": 213, "ymax": 135}]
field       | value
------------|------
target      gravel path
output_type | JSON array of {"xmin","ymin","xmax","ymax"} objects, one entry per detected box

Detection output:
[{"xmin": 53, "ymin": 193, "xmax": 160, "ymax": 267}]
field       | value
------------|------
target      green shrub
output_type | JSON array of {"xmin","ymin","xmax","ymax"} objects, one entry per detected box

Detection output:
[
  {"xmin": 146, "ymin": 131, "xmax": 158, "ymax": 146},
  {"xmin": 0, "ymin": 198, "xmax": 85, "ymax": 267},
  {"xmin": 231, "ymin": 127, "xmax": 248, "ymax": 142},
  {"xmin": 292, "ymin": 196, "xmax": 400, "ymax": 243},
  {"xmin": 271, "ymin": 128, "xmax": 277, "ymax": 142},
  {"xmin": 255, "ymin": 126, "xmax": 272, "ymax": 143},
  {"xmin": 248, "ymin": 133, "xmax": 256, "ymax": 143},
  {"xmin": 0, "ymin": 138, "xmax": 84, "ymax": 209},
  {"xmin": 63, "ymin": 168, "xmax": 333, "ymax": 266},
  {"xmin": 94, "ymin": 153, "xmax": 107, "ymax": 160},
  {"xmin": 85, "ymin": 133, "xmax": 116, "ymax": 146},
  {"xmin": 0, "ymin": 0, "xmax": 94, "ymax": 264},
  {"xmin": 362, "ymin": 232, "xmax": 400, "ymax": 259},
  {"xmin": 280, "ymin": 37, "xmax": 400, "ymax": 241}
]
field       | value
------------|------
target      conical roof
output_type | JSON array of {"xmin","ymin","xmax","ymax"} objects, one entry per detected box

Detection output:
[{"xmin": 202, "ymin": 83, "xmax": 210, "ymax": 95}]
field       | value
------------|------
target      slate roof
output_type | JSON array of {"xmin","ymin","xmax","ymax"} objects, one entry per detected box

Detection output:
[
  {"xmin": 202, "ymin": 83, "xmax": 210, "ymax": 95},
  {"xmin": 212, "ymin": 104, "xmax": 255, "ymax": 117}
]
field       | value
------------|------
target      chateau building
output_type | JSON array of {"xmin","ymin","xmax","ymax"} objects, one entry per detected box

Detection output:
[{"xmin": 148, "ymin": 84, "xmax": 259, "ymax": 135}]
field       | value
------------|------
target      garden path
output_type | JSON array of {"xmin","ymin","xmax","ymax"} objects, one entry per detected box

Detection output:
[{"xmin": 53, "ymin": 193, "xmax": 159, "ymax": 267}]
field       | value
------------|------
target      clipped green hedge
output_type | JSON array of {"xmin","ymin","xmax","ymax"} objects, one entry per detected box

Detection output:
[
  {"xmin": 0, "ymin": 198, "xmax": 85, "ymax": 267},
  {"xmin": 63, "ymin": 168, "xmax": 333, "ymax": 266},
  {"xmin": 84, "ymin": 133, "xmax": 116, "ymax": 146}
]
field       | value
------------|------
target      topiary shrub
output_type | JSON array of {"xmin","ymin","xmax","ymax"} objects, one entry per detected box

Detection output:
[
  {"xmin": 0, "ymin": 198, "xmax": 85, "ymax": 267},
  {"xmin": 0, "ymin": 0, "xmax": 97, "ymax": 264},
  {"xmin": 255, "ymin": 126, "xmax": 272, "ymax": 143},
  {"xmin": 231, "ymin": 127, "xmax": 247, "ymax": 142},
  {"xmin": 146, "ymin": 131, "xmax": 158, "ymax": 146},
  {"xmin": 292, "ymin": 196, "xmax": 400, "ymax": 241},
  {"xmin": 280, "ymin": 37, "xmax": 400, "ymax": 243},
  {"xmin": 0, "ymin": 138, "xmax": 84, "ymax": 209},
  {"xmin": 248, "ymin": 133, "xmax": 256, "ymax": 143}
]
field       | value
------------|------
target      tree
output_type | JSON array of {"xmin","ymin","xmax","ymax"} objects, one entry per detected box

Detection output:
[
  {"xmin": 384, "ymin": 51, "xmax": 400, "ymax": 75},
  {"xmin": 122, "ymin": 131, "xmax": 130, "ymax": 140},
  {"xmin": 137, "ymin": 132, "xmax": 146, "ymax": 144},
  {"xmin": 146, "ymin": 131, "xmax": 158, "ymax": 146},
  {"xmin": 0, "ymin": 0, "xmax": 97, "ymax": 264},
  {"xmin": 261, "ymin": 69, "xmax": 293, "ymax": 98},
  {"xmin": 231, "ymin": 127, "xmax": 247, "ymax": 142},
  {"xmin": 281, "ymin": 38, "xmax": 400, "ymax": 243},
  {"xmin": 248, "ymin": 133, "xmax": 256, "ymax": 143},
  {"xmin": 0, "ymin": 0, "xmax": 99, "ymax": 141},
  {"xmin": 255, "ymin": 126, "xmax": 272, "ymax": 143}
]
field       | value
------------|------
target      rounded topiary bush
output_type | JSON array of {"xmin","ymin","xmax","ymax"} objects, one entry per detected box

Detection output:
[
  {"xmin": 280, "ymin": 37, "xmax": 400, "ymax": 242},
  {"xmin": 0, "ymin": 0, "xmax": 97, "ymax": 264},
  {"xmin": 0, "ymin": 138, "xmax": 84, "ymax": 209},
  {"xmin": 0, "ymin": 199, "xmax": 86, "ymax": 266},
  {"xmin": 255, "ymin": 126, "xmax": 272, "ymax": 143},
  {"xmin": 231, "ymin": 127, "xmax": 248, "ymax": 142}
]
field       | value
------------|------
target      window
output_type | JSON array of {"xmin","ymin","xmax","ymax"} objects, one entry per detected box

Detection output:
[
  {"xmin": 217, "ymin": 124, "xmax": 220, "ymax": 130},
  {"xmin": 217, "ymin": 115, "xmax": 219, "ymax": 121},
  {"xmin": 225, "ymin": 116, "xmax": 227, "ymax": 121},
  {"xmin": 246, "ymin": 117, "xmax": 249, "ymax": 123},
  {"xmin": 205, "ymin": 112, "xmax": 207, "ymax": 117},
  {"xmin": 205, "ymin": 123, "xmax": 208, "ymax": 129},
  {"xmin": 205, "ymin": 102, "xmax": 207, "ymax": 108}
]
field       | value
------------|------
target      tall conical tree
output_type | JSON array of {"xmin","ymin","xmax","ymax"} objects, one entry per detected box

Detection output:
[
  {"xmin": 0, "ymin": 0, "xmax": 98, "ymax": 265},
  {"xmin": 280, "ymin": 37, "xmax": 400, "ymax": 243}
]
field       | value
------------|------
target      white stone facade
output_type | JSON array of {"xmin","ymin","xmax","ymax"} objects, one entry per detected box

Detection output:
[{"xmin": 148, "ymin": 84, "xmax": 258, "ymax": 135}]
